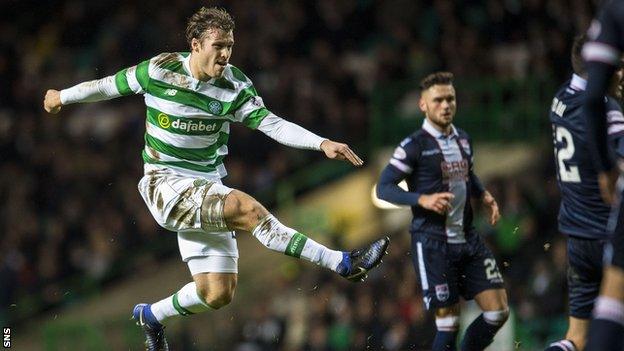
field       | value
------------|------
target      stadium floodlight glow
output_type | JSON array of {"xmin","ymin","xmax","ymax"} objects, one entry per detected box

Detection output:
[{"xmin": 371, "ymin": 181, "xmax": 409, "ymax": 209}]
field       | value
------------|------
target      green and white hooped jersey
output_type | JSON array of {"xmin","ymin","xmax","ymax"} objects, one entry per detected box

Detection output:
[{"xmin": 114, "ymin": 52, "xmax": 270, "ymax": 178}]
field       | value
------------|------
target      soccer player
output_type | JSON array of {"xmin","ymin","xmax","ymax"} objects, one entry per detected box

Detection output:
[
  {"xmin": 583, "ymin": 1, "xmax": 624, "ymax": 350},
  {"xmin": 43, "ymin": 7, "xmax": 389, "ymax": 351},
  {"xmin": 546, "ymin": 34, "xmax": 624, "ymax": 351},
  {"xmin": 376, "ymin": 72, "xmax": 508, "ymax": 351}
]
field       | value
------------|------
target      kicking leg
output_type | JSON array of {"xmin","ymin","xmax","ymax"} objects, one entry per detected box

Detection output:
[{"xmin": 220, "ymin": 189, "xmax": 389, "ymax": 281}]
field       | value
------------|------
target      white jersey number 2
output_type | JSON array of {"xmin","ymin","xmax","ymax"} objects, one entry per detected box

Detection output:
[{"xmin": 555, "ymin": 126, "xmax": 581, "ymax": 183}]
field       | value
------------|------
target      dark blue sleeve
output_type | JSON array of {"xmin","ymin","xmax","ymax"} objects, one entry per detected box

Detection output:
[
  {"xmin": 584, "ymin": 3, "xmax": 624, "ymax": 172},
  {"xmin": 607, "ymin": 99, "xmax": 624, "ymax": 158},
  {"xmin": 376, "ymin": 138, "xmax": 421, "ymax": 206},
  {"xmin": 377, "ymin": 166, "xmax": 421, "ymax": 205},
  {"xmin": 470, "ymin": 173, "xmax": 485, "ymax": 199},
  {"xmin": 468, "ymin": 138, "xmax": 485, "ymax": 198},
  {"xmin": 585, "ymin": 63, "xmax": 617, "ymax": 172}
]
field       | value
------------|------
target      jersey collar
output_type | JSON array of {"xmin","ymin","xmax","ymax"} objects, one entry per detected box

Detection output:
[
  {"xmin": 183, "ymin": 53, "xmax": 217, "ymax": 84},
  {"xmin": 570, "ymin": 74, "xmax": 587, "ymax": 91},
  {"xmin": 422, "ymin": 118, "xmax": 458, "ymax": 139}
]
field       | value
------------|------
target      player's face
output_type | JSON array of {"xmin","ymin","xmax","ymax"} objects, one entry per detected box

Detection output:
[
  {"xmin": 192, "ymin": 28, "xmax": 234, "ymax": 79},
  {"xmin": 420, "ymin": 84, "xmax": 457, "ymax": 130}
]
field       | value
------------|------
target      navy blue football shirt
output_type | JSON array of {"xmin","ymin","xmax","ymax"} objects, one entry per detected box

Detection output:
[
  {"xmin": 583, "ymin": 0, "xmax": 624, "ymax": 172},
  {"xmin": 551, "ymin": 74, "xmax": 624, "ymax": 239},
  {"xmin": 377, "ymin": 119, "xmax": 485, "ymax": 243}
]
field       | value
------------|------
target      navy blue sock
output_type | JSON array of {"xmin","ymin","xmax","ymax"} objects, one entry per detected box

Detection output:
[
  {"xmin": 432, "ymin": 330, "xmax": 458, "ymax": 351},
  {"xmin": 544, "ymin": 339, "xmax": 577, "ymax": 351},
  {"xmin": 586, "ymin": 296, "xmax": 624, "ymax": 351},
  {"xmin": 460, "ymin": 314, "xmax": 503, "ymax": 351},
  {"xmin": 586, "ymin": 319, "xmax": 624, "ymax": 351}
]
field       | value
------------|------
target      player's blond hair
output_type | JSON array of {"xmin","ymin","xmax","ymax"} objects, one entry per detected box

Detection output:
[{"xmin": 185, "ymin": 7, "xmax": 235, "ymax": 46}]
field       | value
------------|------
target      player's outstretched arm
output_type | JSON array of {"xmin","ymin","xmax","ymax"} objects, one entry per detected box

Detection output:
[
  {"xmin": 44, "ymin": 89, "xmax": 62, "ymax": 114},
  {"xmin": 42, "ymin": 64, "xmax": 145, "ymax": 115},
  {"xmin": 320, "ymin": 140, "xmax": 363, "ymax": 166},
  {"xmin": 255, "ymin": 113, "xmax": 363, "ymax": 166}
]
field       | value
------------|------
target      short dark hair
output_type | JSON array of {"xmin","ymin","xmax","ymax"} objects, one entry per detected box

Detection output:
[
  {"xmin": 419, "ymin": 72, "xmax": 454, "ymax": 91},
  {"xmin": 571, "ymin": 34, "xmax": 588, "ymax": 76},
  {"xmin": 185, "ymin": 7, "xmax": 235, "ymax": 46}
]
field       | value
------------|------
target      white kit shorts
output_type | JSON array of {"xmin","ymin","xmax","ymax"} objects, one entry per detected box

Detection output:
[{"xmin": 138, "ymin": 168, "xmax": 238, "ymax": 273}]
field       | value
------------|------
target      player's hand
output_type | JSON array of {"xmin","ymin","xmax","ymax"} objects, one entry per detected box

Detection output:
[
  {"xmin": 481, "ymin": 191, "xmax": 500, "ymax": 226},
  {"xmin": 320, "ymin": 140, "xmax": 364, "ymax": 167},
  {"xmin": 44, "ymin": 89, "xmax": 63, "ymax": 114},
  {"xmin": 598, "ymin": 170, "xmax": 618, "ymax": 205},
  {"xmin": 418, "ymin": 192, "xmax": 454, "ymax": 215}
]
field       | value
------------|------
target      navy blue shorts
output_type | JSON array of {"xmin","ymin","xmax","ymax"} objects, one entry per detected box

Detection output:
[
  {"xmin": 567, "ymin": 236, "xmax": 605, "ymax": 319},
  {"xmin": 411, "ymin": 233, "xmax": 504, "ymax": 310}
]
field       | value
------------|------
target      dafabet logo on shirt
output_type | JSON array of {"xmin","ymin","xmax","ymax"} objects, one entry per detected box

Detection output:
[
  {"xmin": 157, "ymin": 113, "xmax": 218, "ymax": 133},
  {"xmin": 158, "ymin": 113, "xmax": 171, "ymax": 128}
]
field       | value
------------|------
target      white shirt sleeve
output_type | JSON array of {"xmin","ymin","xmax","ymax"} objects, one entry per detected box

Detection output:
[
  {"xmin": 59, "ymin": 75, "xmax": 122, "ymax": 105},
  {"xmin": 257, "ymin": 113, "xmax": 327, "ymax": 150}
]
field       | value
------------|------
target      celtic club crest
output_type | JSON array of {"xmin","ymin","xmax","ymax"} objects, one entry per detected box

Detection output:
[{"xmin": 208, "ymin": 101, "xmax": 223, "ymax": 115}]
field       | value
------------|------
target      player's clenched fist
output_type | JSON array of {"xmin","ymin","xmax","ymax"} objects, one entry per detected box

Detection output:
[
  {"xmin": 418, "ymin": 192, "xmax": 454, "ymax": 215},
  {"xmin": 44, "ymin": 89, "xmax": 62, "ymax": 114}
]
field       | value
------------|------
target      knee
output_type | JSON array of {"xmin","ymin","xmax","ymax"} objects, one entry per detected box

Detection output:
[
  {"xmin": 435, "ymin": 305, "xmax": 461, "ymax": 331},
  {"xmin": 240, "ymin": 200, "xmax": 266, "ymax": 225},
  {"xmin": 225, "ymin": 191, "xmax": 268, "ymax": 230},
  {"xmin": 196, "ymin": 285, "xmax": 235, "ymax": 309},
  {"xmin": 435, "ymin": 304, "xmax": 461, "ymax": 318},
  {"xmin": 436, "ymin": 315, "xmax": 460, "ymax": 332},
  {"xmin": 206, "ymin": 290, "xmax": 234, "ymax": 309},
  {"xmin": 483, "ymin": 308, "xmax": 509, "ymax": 326}
]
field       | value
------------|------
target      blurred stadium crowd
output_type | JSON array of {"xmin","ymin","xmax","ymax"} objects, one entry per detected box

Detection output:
[{"xmin": 0, "ymin": 0, "xmax": 601, "ymax": 348}]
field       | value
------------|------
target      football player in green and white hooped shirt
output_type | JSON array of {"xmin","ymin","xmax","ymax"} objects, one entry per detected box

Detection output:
[{"xmin": 44, "ymin": 6, "xmax": 389, "ymax": 351}]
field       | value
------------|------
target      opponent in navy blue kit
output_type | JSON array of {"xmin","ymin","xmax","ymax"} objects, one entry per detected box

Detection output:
[
  {"xmin": 546, "ymin": 34, "xmax": 624, "ymax": 351},
  {"xmin": 376, "ymin": 72, "xmax": 508, "ymax": 351},
  {"xmin": 583, "ymin": 2, "xmax": 624, "ymax": 350}
]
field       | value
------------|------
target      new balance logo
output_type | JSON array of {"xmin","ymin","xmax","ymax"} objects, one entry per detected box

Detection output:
[{"xmin": 164, "ymin": 89, "xmax": 178, "ymax": 96}]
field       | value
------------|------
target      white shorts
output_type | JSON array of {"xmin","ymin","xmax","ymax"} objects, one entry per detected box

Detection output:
[
  {"xmin": 137, "ymin": 168, "xmax": 239, "ymax": 272},
  {"xmin": 187, "ymin": 256, "xmax": 238, "ymax": 275}
]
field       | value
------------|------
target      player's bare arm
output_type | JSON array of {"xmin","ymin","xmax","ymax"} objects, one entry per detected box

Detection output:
[
  {"xmin": 320, "ymin": 139, "xmax": 364, "ymax": 166},
  {"xmin": 481, "ymin": 190, "xmax": 500, "ymax": 226},
  {"xmin": 597, "ymin": 170, "xmax": 618, "ymax": 205},
  {"xmin": 43, "ymin": 89, "xmax": 62, "ymax": 114},
  {"xmin": 417, "ymin": 192, "xmax": 454, "ymax": 215}
]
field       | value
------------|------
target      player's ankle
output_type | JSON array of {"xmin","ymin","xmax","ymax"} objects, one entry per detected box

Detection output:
[
  {"xmin": 335, "ymin": 252, "xmax": 351, "ymax": 275},
  {"xmin": 142, "ymin": 304, "xmax": 164, "ymax": 328}
]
